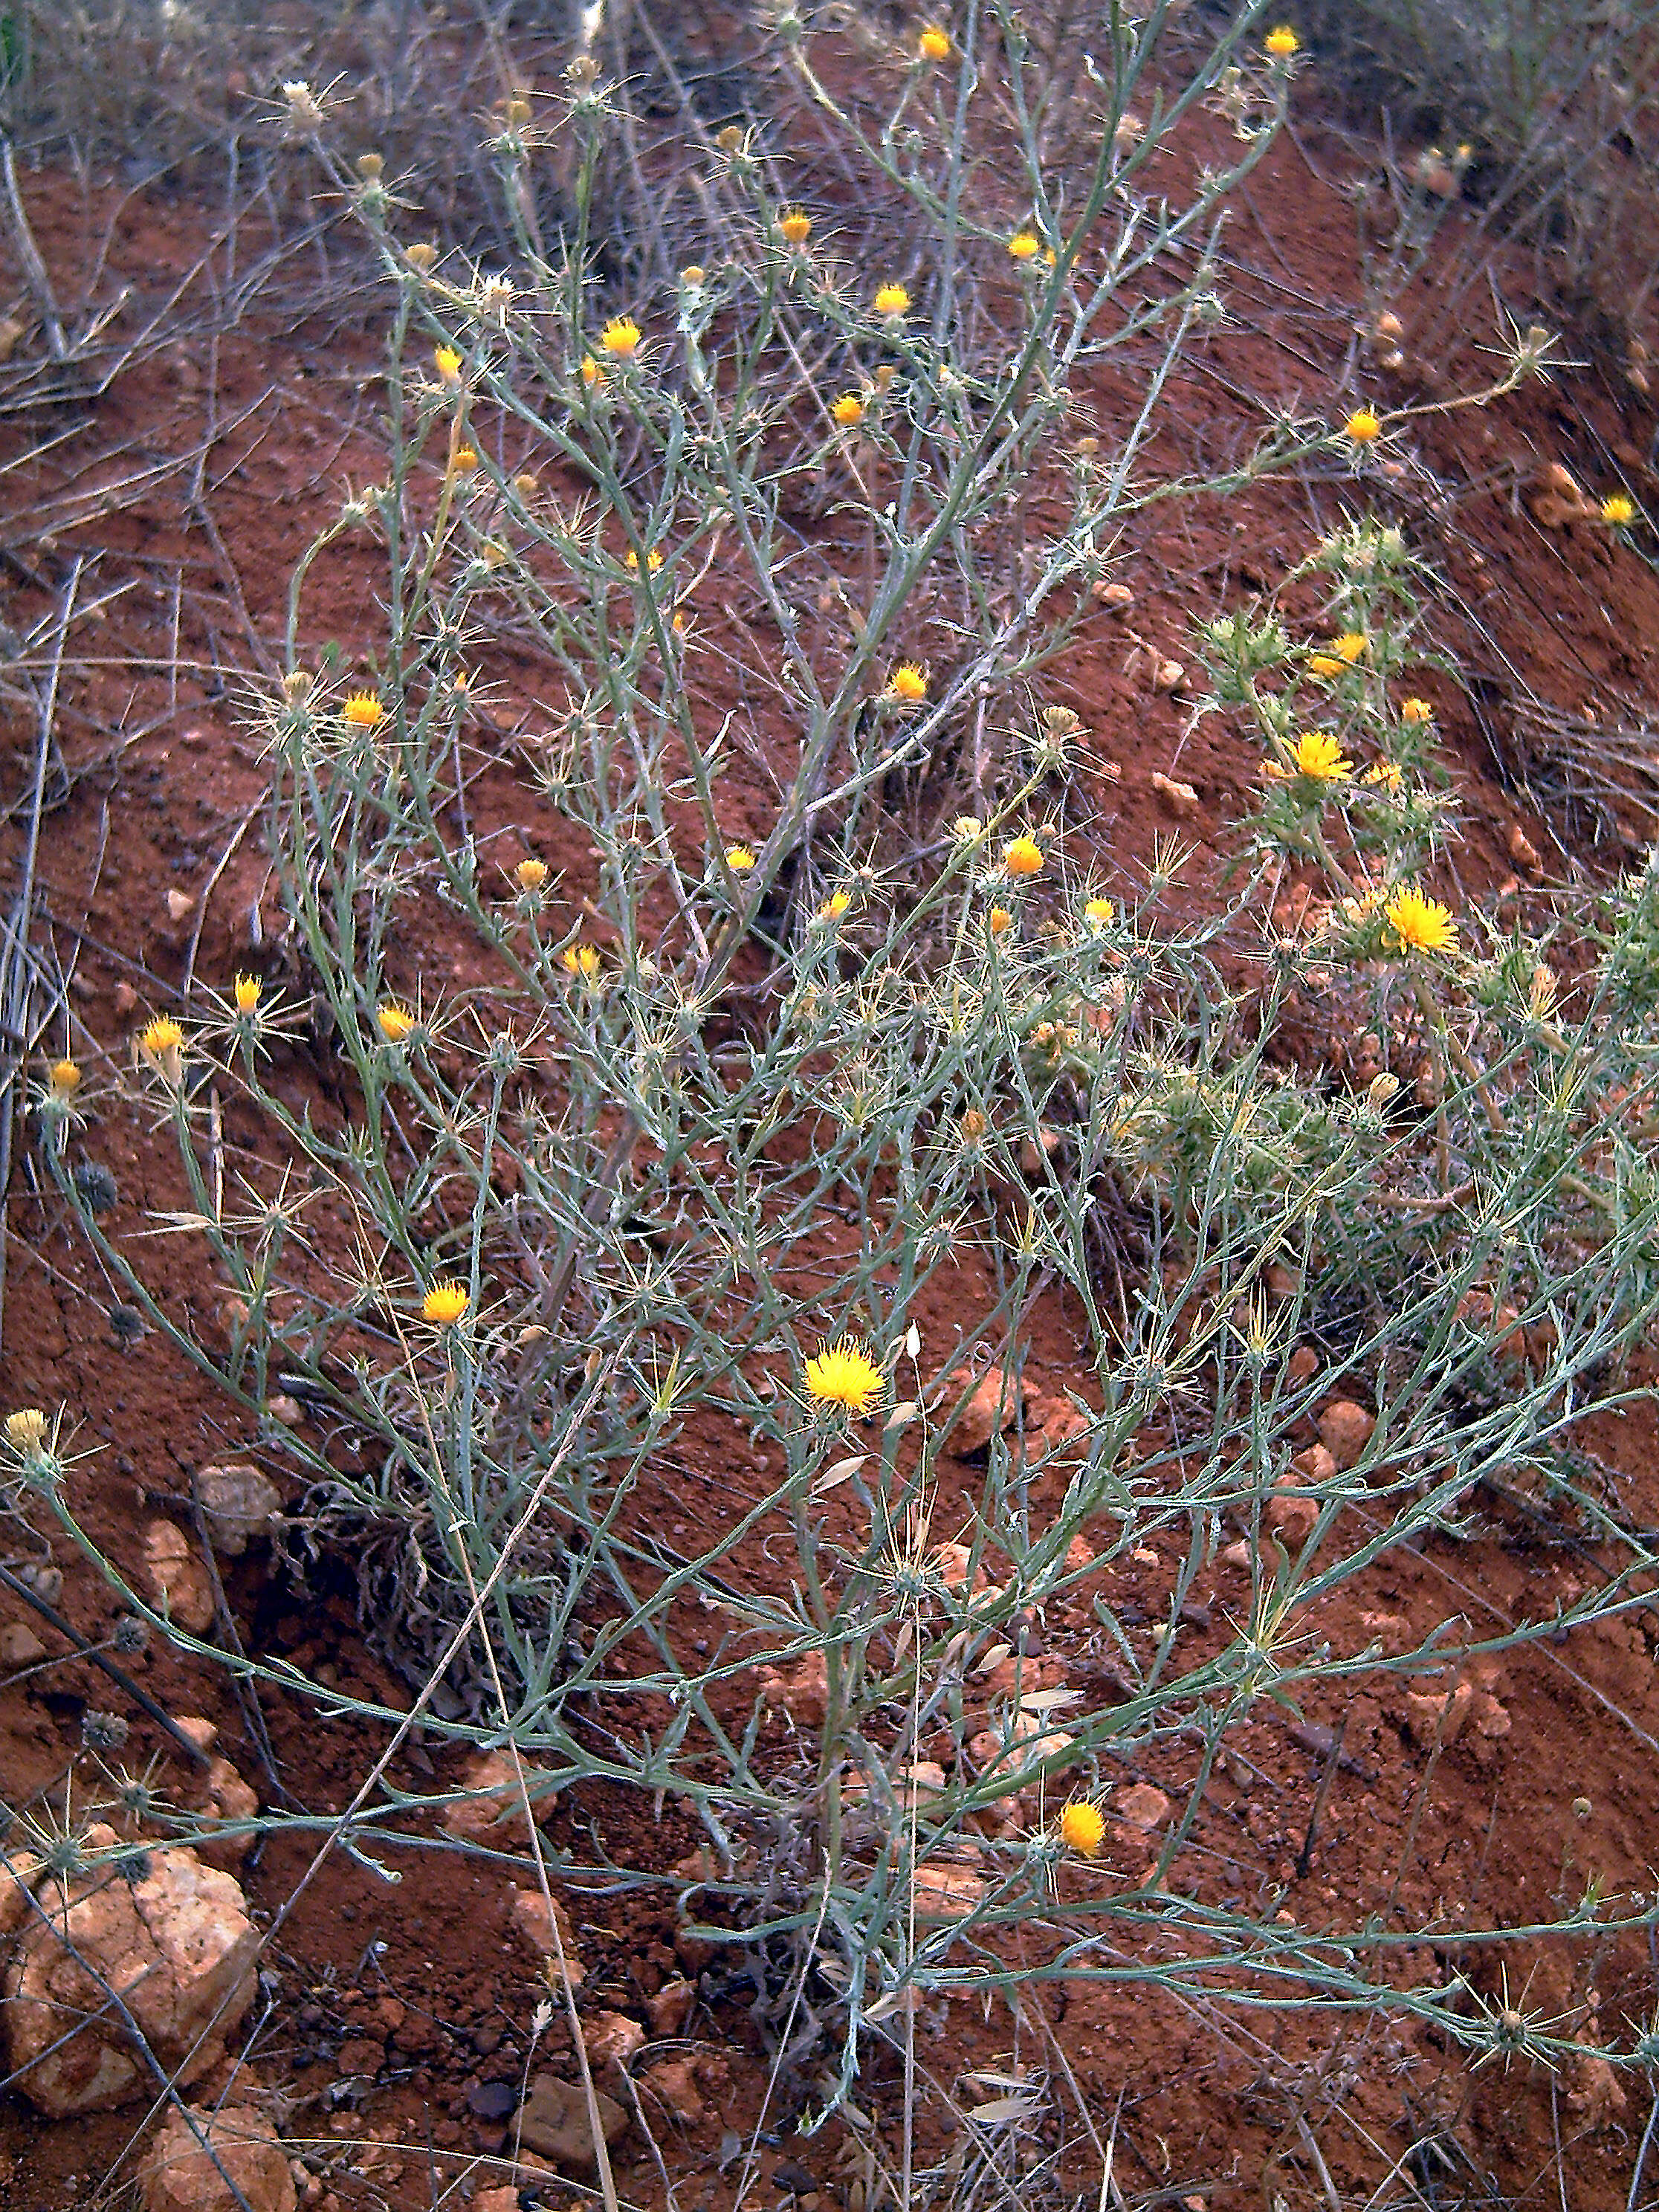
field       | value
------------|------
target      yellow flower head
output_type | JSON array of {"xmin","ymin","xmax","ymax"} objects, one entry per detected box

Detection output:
[
  {"xmin": 450, "ymin": 444, "xmax": 479, "ymax": 476},
  {"xmin": 1002, "ymin": 834, "xmax": 1044, "ymax": 878},
  {"xmin": 1333, "ymin": 631, "xmax": 1368, "ymax": 664},
  {"xmin": 4, "ymin": 1409, "xmax": 48, "ymax": 1452},
  {"xmin": 601, "ymin": 315, "xmax": 642, "ymax": 358},
  {"xmin": 1345, "ymin": 407, "xmax": 1382, "ymax": 445},
  {"xmin": 874, "ymin": 282, "xmax": 911, "ymax": 317},
  {"xmin": 233, "ymin": 974, "xmax": 262, "ymax": 1015},
  {"xmin": 581, "ymin": 356, "xmax": 603, "ymax": 388},
  {"xmin": 918, "ymin": 24, "xmax": 952, "ymax": 59},
  {"xmin": 1602, "ymin": 493, "xmax": 1637, "ymax": 526},
  {"xmin": 1083, "ymin": 895, "xmax": 1115, "ymax": 927},
  {"xmin": 343, "ymin": 690, "xmax": 384, "ymax": 729},
  {"xmin": 563, "ymin": 942, "xmax": 602, "ymax": 981},
  {"xmin": 515, "ymin": 856, "xmax": 548, "ymax": 893},
  {"xmin": 960, "ymin": 1107, "xmax": 987, "ymax": 1142},
  {"xmin": 988, "ymin": 904, "xmax": 1013, "ymax": 936},
  {"xmin": 1384, "ymin": 885, "xmax": 1457, "ymax": 955},
  {"xmin": 778, "ymin": 207, "xmax": 812, "ymax": 245},
  {"xmin": 818, "ymin": 889, "xmax": 853, "ymax": 922},
  {"xmin": 888, "ymin": 662, "xmax": 928, "ymax": 703},
  {"xmin": 832, "ymin": 392, "xmax": 864, "ymax": 428},
  {"xmin": 139, "ymin": 1016, "xmax": 184, "ymax": 1059},
  {"xmin": 1307, "ymin": 655, "xmax": 1342, "ymax": 679},
  {"xmin": 1364, "ymin": 757, "xmax": 1404, "ymax": 794},
  {"xmin": 376, "ymin": 999, "xmax": 416, "ymax": 1044},
  {"xmin": 725, "ymin": 844, "xmax": 757, "ymax": 872},
  {"xmin": 1264, "ymin": 25, "xmax": 1300, "ymax": 56},
  {"xmin": 1400, "ymin": 696, "xmax": 1434, "ymax": 725},
  {"xmin": 421, "ymin": 1278, "xmax": 470, "ymax": 1327},
  {"xmin": 1007, "ymin": 230, "xmax": 1041, "ymax": 261},
  {"xmin": 48, "ymin": 1058, "xmax": 82, "ymax": 1096},
  {"xmin": 433, "ymin": 344, "xmax": 462, "ymax": 385},
  {"xmin": 803, "ymin": 1336, "xmax": 884, "ymax": 1416},
  {"xmin": 1058, "ymin": 1799, "xmax": 1105, "ymax": 1857},
  {"xmin": 624, "ymin": 547, "xmax": 664, "ymax": 574},
  {"xmin": 1289, "ymin": 731, "xmax": 1352, "ymax": 781}
]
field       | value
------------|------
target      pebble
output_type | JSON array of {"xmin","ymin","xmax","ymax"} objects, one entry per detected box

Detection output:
[{"xmin": 0, "ymin": 1623, "xmax": 48, "ymax": 1669}]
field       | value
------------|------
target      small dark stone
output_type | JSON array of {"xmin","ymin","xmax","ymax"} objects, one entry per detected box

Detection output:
[
  {"xmin": 774, "ymin": 2160, "xmax": 819, "ymax": 2197},
  {"xmin": 468, "ymin": 2078, "xmax": 519, "ymax": 2121}
]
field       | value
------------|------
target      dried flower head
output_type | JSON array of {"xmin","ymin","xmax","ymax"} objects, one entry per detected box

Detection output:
[
  {"xmin": 887, "ymin": 662, "xmax": 928, "ymax": 703},
  {"xmin": 725, "ymin": 844, "xmax": 757, "ymax": 871},
  {"xmin": 1058, "ymin": 1799, "xmax": 1105, "ymax": 1855},
  {"xmin": 1264, "ymin": 25, "xmax": 1300, "ymax": 56},
  {"xmin": 421, "ymin": 1279, "xmax": 470, "ymax": 1327},
  {"xmin": 343, "ymin": 691, "xmax": 384, "ymax": 730},
  {"xmin": 803, "ymin": 1336, "xmax": 884, "ymax": 1416},
  {"xmin": 405, "ymin": 242, "xmax": 438, "ymax": 274},
  {"xmin": 1001, "ymin": 834, "xmax": 1044, "ymax": 877},
  {"xmin": 873, "ymin": 282, "xmax": 911, "ymax": 317},
  {"xmin": 601, "ymin": 316, "xmax": 642, "ymax": 358},
  {"xmin": 376, "ymin": 1000, "xmax": 417, "ymax": 1044},
  {"xmin": 4, "ymin": 1409, "xmax": 48, "ymax": 1452},
  {"xmin": 1384, "ymin": 885, "xmax": 1457, "ymax": 955},
  {"xmin": 1345, "ymin": 407, "xmax": 1382, "ymax": 445},
  {"xmin": 515, "ymin": 857, "xmax": 549, "ymax": 892},
  {"xmin": 918, "ymin": 24, "xmax": 952, "ymax": 59},
  {"xmin": 832, "ymin": 393, "xmax": 864, "ymax": 428},
  {"xmin": 778, "ymin": 207, "xmax": 812, "ymax": 245}
]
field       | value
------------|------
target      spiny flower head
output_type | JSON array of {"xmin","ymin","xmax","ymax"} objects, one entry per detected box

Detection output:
[
  {"xmin": 1287, "ymin": 731, "xmax": 1352, "ymax": 781},
  {"xmin": 376, "ymin": 999, "xmax": 416, "ymax": 1044},
  {"xmin": 563, "ymin": 942, "xmax": 601, "ymax": 980},
  {"xmin": 581, "ymin": 356, "xmax": 603, "ymax": 388},
  {"xmin": 918, "ymin": 24, "xmax": 952, "ymax": 59},
  {"xmin": 48, "ymin": 1058, "xmax": 82, "ymax": 1096},
  {"xmin": 450, "ymin": 444, "xmax": 479, "ymax": 476},
  {"xmin": 1002, "ymin": 834, "xmax": 1044, "ymax": 877},
  {"xmin": 1083, "ymin": 895, "xmax": 1115, "ymax": 927},
  {"xmin": 803, "ymin": 1336, "xmax": 884, "ymax": 1416},
  {"xmin": 139, "ymin": 1016, "xmax": 184, "ymax": 1058},
  {"xmin": 1007, "ymin": 230, "xmax": 1041, "ymax": 261},
  {"xmin": 600, "ymin": 315, "xmax": 642, "ymax": 358},
  {"xmin": 5, "ymin": 1408, "xmax": 49, "ymax": 1452},
  {"xmin": 623, "ymin": 547, "xmax": 664, "ymax": 574},
  {"xmin": 988, "ymin": 905, "xmax": 1013, "ymax": 936},
  {"xmin": 725, "ymin": 844, "xmax": 757, "ymax": 871},
  {"xmin": 818, "ymin": 889, "xmax": 852, "ymax": 922},
  {"xmin": 421, "ymin": 1278, "xmax": 470, "ymax": 1327},
  {"xmin": 888, "ymin": 662, "xmax": 928, "ymax": 703},
  {"xmin": 1333, "ymin": 631, "xmax": 1368, "ymax": 663},
  {"xmin": 873, "ymin": 282, "xmax": 911, "ymax": 317},
  {"xmin": 1384, "ymin": 885, "xmax": 1457, "ymax": 954},
  {"xmin": 778, "ymin": 207, "xmax": 812, "ymax": 245},
  {"xmin": 1264, "ymin": 25, "xmax": 1300, "ymax": 56},
  {"xmin": 1602, "ymin": 493, "xmax": 1636, "ymax": 526},
  {"xmin": 343, "ymin": 691, "xmax": 384, "ymax": 730},
  {"xmin": 832, "ymin": 392, "xmax": 864, "ymax": 428},
  {"xmin": 1400, "ymin": 696, "xmax": 1434, "ymax": 725},
  {"xmin": 1364, "ymin": 757, "xmax": 1404, "ymax": 793},
  {"xmin": 1345, "ymin": 407, "xmax": 1382, "ymax": 445},
  {"xmin": 1058, "ymin": 1799, "xmax": 1105, "ymax": 1856},
  {"xmin": 233, "ymin": 974, "xmax": 262, "ymax": 1015},
  {"xmin": 433, "ymin": 344, "xmax": 462, "ymax": 385},
  {"xmin": 515, "ymin": 856, "xmax": 548, "ymax": 892}
]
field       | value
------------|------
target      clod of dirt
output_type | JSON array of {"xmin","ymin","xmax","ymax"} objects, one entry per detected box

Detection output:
[
  {"xmin": 582, "ymin": 2008, "xmax": 647, "ymax": 2089},
  {"xmin": 4, "ymin": 1843, "xmax": 259, "ymax": 2115},
  {"xmin": 1470, "ymin": 1689, "xmax": 1512, "ymax": 1739},
  {"xmin": 195, "ymin": 1756, "xmax": 259, "ymax": 1868},
  {"xmin": 0, "ymin": 1623, "xmax": 48, "ymax": 1669},
  {"xmin": 645, "ymin": 1975, "xmax": 693, "ymax": 2036},
  {"xmin": 0, "ymin": 1853, "xmax": 45, "ymax": 1938},
  {"xmin": 439, "ymin": 1750, "xmax": 558, "ymax": 1845},
  {"xmin": 516, "ymin": 2072, "xmax": 629, "ymax": 2169},
  {"xmin": 143, "ymin": 1521, "xmax": 216, "ymax": 1634},
  {"xmin": 474, "ymin": 2193, "xmax": 522, "ymax": 2212},
  {"xmin": 1568, "ymin": 2036, "xmax": 1629, "ymax": 2130},
  {"xmin": 1316, "ymin": 1400, "xmax": 1375, "ymax": 1470},
  {"xmin": 948, "ymin": 1365, "xmax": 1024, "ymax": 1455},
  {"xmin": 758, "ymin": 1649, "xmax": 828, "ymax": 1728},
  {"xmin": 1403, "ymin": 1680, "xmax": 1475, "ymax": 1745},
  {"xmin": 911, "ymin": 1860, "xmax": 987, "ymax": 1918},
  {"xmin": 194, "ymin": 1464, "xmax": 282, "ymax": 1557},
  {"xmin": 641, "ymin": 2054, "xmax": 704, "ymax": 2124},
  {"xmin": 508, "ymin": 1884, "xmax": 585, "ymax": 1979},
  {"xmin": 140, "ymin": 2103, "xmax": 295, "ymax": 2212},
  {"xmin": 1507, "ymin": 823, "xmax": 1544, "ymax": 874}
]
